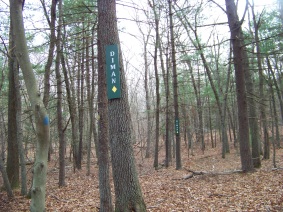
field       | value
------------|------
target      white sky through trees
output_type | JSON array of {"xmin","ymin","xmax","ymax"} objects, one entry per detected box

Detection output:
[{"xmin": 0, "ymin": 0, "xmax": 279, "ymax": 101}]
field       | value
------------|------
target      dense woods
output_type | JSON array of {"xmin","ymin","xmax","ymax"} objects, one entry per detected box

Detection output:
[{"xmin": 1, "ymin": 0, "xmax": 283, "ymax": 210}]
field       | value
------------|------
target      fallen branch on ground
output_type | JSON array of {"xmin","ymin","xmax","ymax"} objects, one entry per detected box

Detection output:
[{"xmin": 182, "ymin": 168, "xmax": 243, "ymax": 180}]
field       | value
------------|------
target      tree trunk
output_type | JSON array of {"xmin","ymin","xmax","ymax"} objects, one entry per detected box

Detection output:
[
  {"xmin": 246, "ymin": 5, "xmax": 262, "ymax": 167},
  {"xmin": 40, "ymin": 0, "xmax": 57, "ymax": 163},
  {"xmin": 0, "ymin": 157, "xmax": 13, "ymax": 198},
  {"xmin": 150, "ymin": 0, "xmax": 161, "ymax": 170},
  {"xmin": 41, "ymin": 0, "xmax": 57, "ymax": 108},
  {"xmin": 97, "ymin": 0, "xmax": 146, "ymax": 211},
  {"xmin": 61, "ymin": 49, "xmax": 80, "ymax": 172},
  {"xmin": 14, "ymin": 45, "xmax": 27, "ymax": 195},
  {"xmin": 225, "ymin": 0, "xmax": 253, "ymax": 172},
  {"xmin": 169, "ymin": 0, "xmax": 181, "ymax": 170},
  {"xmin": 175, "ymin": 4, "xmax": 229, "ymax": 156},
  {"xmin": 86, "ymin": 32, "xmax": 92, "ymax": 176},
  {"xmin": 137, "ymin": 25, "xmax": 151, "ymax": 159},
  {"xmin": 78, "ymin": 23, "xmax": 85, "ymax": 169},
  {"xmin": 10, "ymin": 1, "xmax": 50, "ymax": 210},
  {"xmin": 55, "ymin": 0, "xmax": 65, "ymax": 187},
  {"xmin": 7, "ymin": 19, "xmax": 20, "ymax": 190},
  {"xmin": 267, "ymin": 57, "xmax": 280, "ymax": 148}
]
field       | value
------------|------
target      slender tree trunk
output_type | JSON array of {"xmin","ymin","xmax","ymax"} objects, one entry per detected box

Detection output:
[
  {"xmin": 268, "ymin": 68, "xmax": 277, "ymax": 168},
  {"xmin": 55, "ymin": 0, "xmax": 65, "ymax": 187},
  {"xmin": 61, "ymin": 49, "xmax": 80, "ymax": 172},
  {"xmin": 41, "ymin": 0, "xmax": 57, "ymax": 162},
  {"xmin": 175, "ymin": 5, "xmax": 229, "ymax": 156},
  {"xmin": 245, "ymin": 5, "xmax": 261, "ymax": 167},
  {"xmin": 0, "ymin": 156, "xmax": 13, "ymax": 198},
  {"xmin": 10, "ymin": 1, "xmax": 50, "ymax": 210},
  {"xmin": 76, "ymin": 35, "xmax": 85, "ymax": 170},
  {"xmin": 41, "ymin": 0, "xmax": 57, "ymax": 108},
  {"xmin": 91, "ymin": 25, "xmax": 99, "ymax": 159},
  {"xmin": 7, "ymin": 19, "xmax": 20, "ymax": 189},
  {"xmin": 86, "ymin": 32, "xmax": 92, "ymax": 176},
  {"xmin": 142, "ymin": 32, "xmax": 151, "ymax": 159},
  {"xmin": 267, "ymin": 57, "xmax": 280, "ymax": 148},
  {"xmin": 151, "ymin": 0, "xmax": 160, "ymax": 170},
  {"xmin": 225, "ymin": 0, "xmax": 253, "ymax": 171},
  {"xmin": 14, "ymin": 49, "xmax": 27, "ymax": 195},
  {"xmin": 0, "ymin": 112, "xmax": 5, "ymax": 162},
  {"xmin": 169, "ymin": 0, "xmax": 181, "ymax": 169}
]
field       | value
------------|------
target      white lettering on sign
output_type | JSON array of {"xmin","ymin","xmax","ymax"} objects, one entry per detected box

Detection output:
[
  {"xmin": 110, "ymin": 51, "xmax": 117, "ymax": 85},
  {"xmin": 110, "ymin": 64, "xmax": 116, "ymax": 70}
]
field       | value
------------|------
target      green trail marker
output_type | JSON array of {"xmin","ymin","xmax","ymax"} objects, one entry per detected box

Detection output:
[
  {"xmin": 106, "ymin": 44, "xmax": 121, "ymax": 99},
  {"xmin": 175, "ymin": 118, "xmax": 180, "ymax": 135}
]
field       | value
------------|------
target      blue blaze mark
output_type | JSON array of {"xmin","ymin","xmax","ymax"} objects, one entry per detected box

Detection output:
[{"xmin": 43, "ymin": 116, "xmax": 49, "ymax": 126}]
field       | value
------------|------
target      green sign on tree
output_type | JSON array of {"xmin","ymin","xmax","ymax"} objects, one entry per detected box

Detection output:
[
  {"xmin": 175, "ymin": 118, "xmax": 180, "ymax": 135},
  {"xmin": 106, "ymin": 44, "xmax": 121, "ymax": 99}
]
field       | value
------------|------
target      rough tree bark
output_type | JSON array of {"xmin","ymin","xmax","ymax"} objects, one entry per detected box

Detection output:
[
  {"xmin": 225, "ymin": 0, "xmax": 253, "ymax": 171},
  {"xmin": 97, "ymin": 0, "xmax": 146, "ymax": 211},
  {"xmin": 55, "ymin": 0, "xmax": 66, "ymax": 187},
  {"xmin": 149, "ymin": 0, "xmax": 161, "ymax": 170},
  {"xmin": 169, "ymin": 0, "xmax": 181, "ymax": 169},
  {"xmin": 7, "ymin": 19, "xmax": 20, "ymax": 190}
]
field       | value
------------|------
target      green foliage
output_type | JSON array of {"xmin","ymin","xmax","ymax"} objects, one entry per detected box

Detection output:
[
  {"xmin": 244, "ymin": 10, "xmax": 283, "ymax": 55},
  {"xmin": 258, "ymin": 11, "xmax": 283, "ymax": 54}
]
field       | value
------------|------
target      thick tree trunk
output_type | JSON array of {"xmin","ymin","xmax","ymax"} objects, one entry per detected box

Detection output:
[
  {"xmin": 225, "ymin": 0, "xmax": 253, "ymax": 172},
  {"xmin": 97, "ymin": 1, "xmax": 114, "ymax": 211},
  {"xmin": 10, "ymin": 1, "xmax": 50, "ymax": 210},
  {"xmin": 98, "ymin": 0, "xmax": 146, "ymax": 211}
]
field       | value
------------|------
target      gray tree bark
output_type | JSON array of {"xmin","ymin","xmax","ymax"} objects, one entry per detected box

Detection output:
[
  {"xmin": 169, "ymin": 0, "xmax": 181, "ymax": 170},
  {"xmin": 10, "ymin": 1, "xmax": 50, "ymax": 210},
  {"xmin": 0, "ymin": 157, "xmax": 13, "ymax": 198},
  {"xmin": 98, "ymin": 0, "xmax": 146, "ymax": 210},
  {"xmin": 55, "ymin": 0, "xmax": 66, "ymax": 187},
  {"xmin": 7, "ymin": 19, "xmax": 20, "ymax": 190},
  {"xmin": 225, "ymin": 0, "xmax": 253, "ymax": 172},
  {"xmin": 149, "ymin": 0, "xmax": 161, "ymax": 170}
]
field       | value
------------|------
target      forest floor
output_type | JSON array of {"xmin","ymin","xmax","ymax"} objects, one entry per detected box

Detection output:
[{"xmin": 1, "ymin": 143, "xmax": 283, "ymax": 211}]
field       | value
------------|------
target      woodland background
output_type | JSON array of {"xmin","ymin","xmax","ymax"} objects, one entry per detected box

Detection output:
[{"xmin": 1, "ymin": 0, "xmax": 283, "ymax": 211}]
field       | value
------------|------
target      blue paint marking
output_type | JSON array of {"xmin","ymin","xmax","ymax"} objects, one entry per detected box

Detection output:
[{"xmin": 43, "ymin": 116, "xmax": 49, "ymax": 126}]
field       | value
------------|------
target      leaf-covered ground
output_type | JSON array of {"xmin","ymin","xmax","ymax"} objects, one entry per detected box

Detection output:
[{"xmin": 1, "ymin": 145, "xmax": 283, "ymax": 211}]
